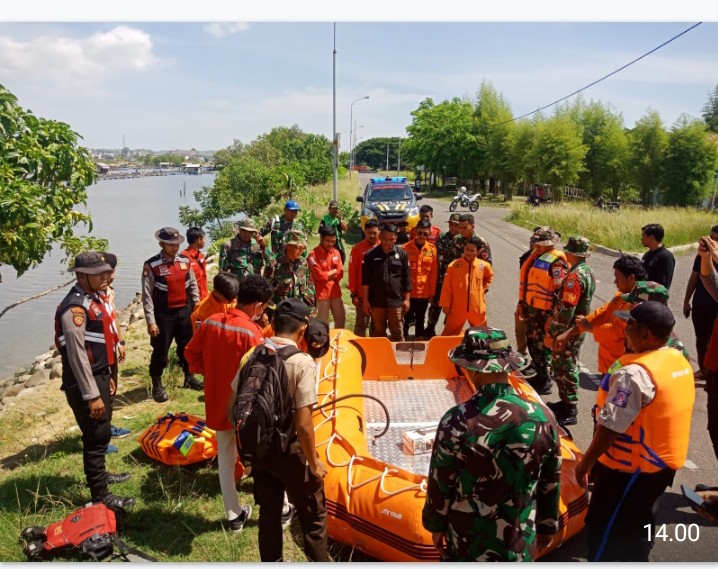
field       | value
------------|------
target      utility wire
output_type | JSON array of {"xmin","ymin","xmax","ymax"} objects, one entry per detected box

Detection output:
[{"xmin": 503, "ymin": 22, "xmax": 703, "ymax": 125}]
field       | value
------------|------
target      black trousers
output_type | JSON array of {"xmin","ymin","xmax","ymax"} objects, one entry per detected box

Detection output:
[
  {"xmin": 404, "ymin": 298, "xmax": 430, "ymax": 336},
  {"xmin": 706, "ymin": 371, "xmax": 718, "ymax": 461},
  {"xmin": 692, "ymin": 302, "xmax": 718, "ymax": 372},
  {"xmin": 63, "ymin": 369, "xmax": 113, "ymax": 501},
  {"xmin": 252, "ymin": 450, "xmax": 327, "ymax": 562},
  {"xmin": 149, "ymin": 307, "xmax": 192, "ymax": 377},
  {"xmin": 586, "ymin": 462, "xmax": 675, "ymax": 562}
]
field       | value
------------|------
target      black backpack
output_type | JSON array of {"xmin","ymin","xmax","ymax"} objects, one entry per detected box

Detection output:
[{"xmin": 232, "ymin": 344, "xmax": 302, "ymax": 462}]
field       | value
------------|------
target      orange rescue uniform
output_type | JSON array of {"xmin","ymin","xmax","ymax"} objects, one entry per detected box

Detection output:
[
  {"xmin": 408, "ymin": 224, "xmax": 441, "ymax": 246},
  {"xmin": 402, "ymin": 239, "xmax": 438, "ymax": 299},
  {"xmin": 191, "ymin": 290, "xmax": 237, "ymax": 330},
  {"xmin": 439, "ymin": 257, "xmax": 494, "ymax": 336},
  {"xmin": 585, "ymin": 291, "xmax": 630, "ymax": 373}
]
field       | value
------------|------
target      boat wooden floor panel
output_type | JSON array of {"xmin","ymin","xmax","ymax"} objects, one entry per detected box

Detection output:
[{"xmin": 363, "ymin": 378, "xmax": 474, "ymax": 477}]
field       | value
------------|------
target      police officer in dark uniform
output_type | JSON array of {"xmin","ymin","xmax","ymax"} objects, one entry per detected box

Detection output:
[
  {"xmin": 142, "ymin": 227, "xmax": 202, "ymax": 402},
  {"xmin": 55, "ymin": 252, "xmax": 134, "ymax": 510}
]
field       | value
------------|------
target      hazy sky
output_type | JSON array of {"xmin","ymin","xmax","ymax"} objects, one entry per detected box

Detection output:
[{"xmin": 2, "ymin": 4, "xmax": 717, "ymax": 152}]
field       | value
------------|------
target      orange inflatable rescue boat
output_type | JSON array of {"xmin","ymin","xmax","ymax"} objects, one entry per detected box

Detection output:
[{"xmin": 313, "ymin": 331, "xmax": 587, "ymax": 561}]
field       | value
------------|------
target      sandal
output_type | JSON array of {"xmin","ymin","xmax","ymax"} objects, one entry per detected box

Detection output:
[{"xmin": 694, "ymin": 484, "xmax": 718, "ymax": 492}]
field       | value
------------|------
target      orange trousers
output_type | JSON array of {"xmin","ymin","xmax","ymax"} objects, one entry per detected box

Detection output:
[{"xmin": 441, "ymin": 309, "xmax": 487, "ymax": 336}]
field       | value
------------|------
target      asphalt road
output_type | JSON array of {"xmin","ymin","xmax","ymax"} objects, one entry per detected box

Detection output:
[
  {"xmin": 420, "ymin": 196, "xmax": 718, "ymax": 562},
  {"xmin": 356, "ymin": 172, "xmax": 717, "ymax": 560}
]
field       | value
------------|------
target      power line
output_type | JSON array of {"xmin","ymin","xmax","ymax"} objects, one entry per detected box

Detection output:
[{"xmin": 505, "ymin": 22, "xmax": 703, "ymax": 124}]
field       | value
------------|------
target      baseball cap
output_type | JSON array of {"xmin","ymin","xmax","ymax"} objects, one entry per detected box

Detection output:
[
  {"xmin": 237, "ymin": 218, "xmax": 257, "ymax": 232},
  {"xmin": 305, "ymin": 318, "xmax": 330, "ymax": 359},
  {"xmin": 328, "ymin": 200, "xmax": 340, "ymax": 208},
  {"xmin": 276, "ymin": 299, "xmax": 310, "ymax": 323},
  {"xmin": 285, "ymin": 200, "xmax": 301, "ymax": 211},
  {"xmin": 614, "ymin": 301, "xmax": 676, "ymax": 332},
  {"xmin": 448, "ymin": 213, "xmax": 461, "ymax": 223},
  {"xmin": 69, "ymin": 252, "xmax": 112, "ymax": 275}
]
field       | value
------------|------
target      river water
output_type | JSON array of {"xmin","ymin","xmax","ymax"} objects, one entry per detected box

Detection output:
[{"xmin": 0, "ymin": 173, "xmax": 215, "ymax": 378}]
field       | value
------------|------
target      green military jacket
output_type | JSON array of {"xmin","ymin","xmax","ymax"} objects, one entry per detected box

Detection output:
[
  {"xmin": 436, "ymin": 231, "xmax": 459, "ymax": 275},
  {"xmin": 260, "ymin": 216, "xmax": 306, "ymax": 259},
  {"xmin": 452, "ymin": 233, "xmax": 493, "ymax": 264},
  {"xmin": 422, "ymin": 383, "xmax": 562, "ymax": 561},
  {"xmin": 319, "ymin": 213, "xmax": 345, "ymax": 254},
  {"xmin": 271, "ymin": 254, "xmax": 316, "ymax": 308},
  {"xmin": 219, "ymin": 235, "xmax": 272, "ymax": 280},
  {"xmin": 548, "ymin": 260, "xmax": 595, "ymax": 337}
]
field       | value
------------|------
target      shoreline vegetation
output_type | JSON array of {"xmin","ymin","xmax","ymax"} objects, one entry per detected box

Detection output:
[{"xmin": 0, "ymin": 174, "xmax": 713, "ymax": 560}]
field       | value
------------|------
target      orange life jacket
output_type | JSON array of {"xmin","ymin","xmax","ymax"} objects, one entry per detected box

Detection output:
[
  {"xmin": 595, "ymin": 348, "xmax": 694, "ymax": 473},
  {"xmin": 519, "ymin": 249, "xmax": 568, "ymax": 311}
]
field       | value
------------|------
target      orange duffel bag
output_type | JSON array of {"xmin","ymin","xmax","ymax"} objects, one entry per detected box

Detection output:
[{"xmin": 138, "ymin": 412, "xmax": 218, "ymax": 466}]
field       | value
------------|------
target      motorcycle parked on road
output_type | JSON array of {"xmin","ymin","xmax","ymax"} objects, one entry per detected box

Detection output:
[{"xmin": 449, "ymin": 187, "xmax": 481, "ymax": 212}]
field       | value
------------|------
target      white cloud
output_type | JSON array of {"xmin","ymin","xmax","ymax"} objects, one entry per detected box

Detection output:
[
  {"xmin": 203, "ymin": 22, "xmax": 250, "ymax": 38},
  {"xmin": 0, "ymin": 26, "xmax": 165, "ymax": 91}
]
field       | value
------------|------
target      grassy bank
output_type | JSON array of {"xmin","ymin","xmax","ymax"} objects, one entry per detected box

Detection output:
[{"xmin": 506, "ymin": 202, "xmax": 717, "ymax": 252}]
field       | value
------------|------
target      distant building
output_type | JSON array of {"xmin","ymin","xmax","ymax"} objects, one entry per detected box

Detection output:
[{"xmin": 183, "ymin": 163, "xmax": 202, "ymax": 175}]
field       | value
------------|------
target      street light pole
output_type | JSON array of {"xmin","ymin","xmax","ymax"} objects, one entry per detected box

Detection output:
[
  {"xmin": 349, "ymin": 95, "xmax": 369, "ymax": 180},
  {"xmin": 332, "ymin": 23, "xmax": 338, "ymax": 201}
]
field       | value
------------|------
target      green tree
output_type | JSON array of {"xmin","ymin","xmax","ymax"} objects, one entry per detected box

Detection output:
[
  {"xmin": 569, "ymin": 100, "xmax": 628, "ymax": 199},
  {"xmin": 403, "ymin": 97, "xmax": 477, "ymax": 184},
  {"xmin": 354, "ymin": 136, "xmax": 405, "ymax": 171},
  {"xmin": 662, "ymin": 115, "xmax": 718, "ymax": 206},
  {"xmin": 626, "ymin": 109, "xmax": 668, "ymax": 206},
  {"xmin": 474, "ymin": 81, "xmax": 515, "ymax": 193},
  {"xmin": 0, "ymin": 83, "xmax": 101, "ymax": 278},
  {"xmin": 702, "ymin": 84, "xmax": 718, "ymax": 134},
  {"xmin": 530, "ymin": 112, "xmax": 587, "ymax": 191}
]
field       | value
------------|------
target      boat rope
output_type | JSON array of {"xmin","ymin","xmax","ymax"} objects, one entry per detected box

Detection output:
[{"xmin": 316, "ymin": 331, "xmax": 426, "ymax": 496}]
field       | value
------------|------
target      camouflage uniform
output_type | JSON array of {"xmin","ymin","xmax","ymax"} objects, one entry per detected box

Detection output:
[
  {"xmin": 271, "ymin": 230, "xmax": 316, "ymax": 309},
  {"xmin": 621, "ymin": 280, "xmax": 690, "ymax": 360},
  {"xmin": 422, "ymin": 387, "xmax": 562, "ymax": 560},
  {"xmin": 423, "ymin": 329, "xmax": 561, "ymax": 562},
  {"xmin": 427, "ymin": 224, "xmax": 461, "ymax": 331},
  {"xmin": 219, "ymin": 235, "xmax": 272, "ymax": 280},
  {"xmin": 548, "ymin": 237, "xmax": 595, "ymax": 405},
  {"xmin": 260, "ymin": 215, "xmax": 306, "ymax": 271},
  {"xmin": 452, "ymin": 232, "xmax": 493, "ymax": 264},
  {"xmin": 521, "ymin": 228, "xmax": 569, "ymax": 390}
]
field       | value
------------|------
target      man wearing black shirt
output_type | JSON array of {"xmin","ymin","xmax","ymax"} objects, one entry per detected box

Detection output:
[
  {"xmin": 361, "ymin": 224, "xmax": 412, "ymax": 341},
  {"xmin": 641, "ymin": 224, "xmax": 675, "ymax": 289},
  {"xmin": 683, "ymin": 225, "xmax": 718, "ymax": 377}
]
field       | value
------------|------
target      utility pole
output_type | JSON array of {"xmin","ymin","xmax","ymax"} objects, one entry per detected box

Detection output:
[
  {"xmin": 332, "ymin": 23, "xmax": 338, "ymax": 201},
  {"xmin": 386, "ymin": 143, "xmax": 390, "ymax": 173},
  {"xmin": 349, "ymin": 95, "xmax": 369, "ymax": 180},
  {"xmin": 397, "ymin": 142, "xmax": 401, "ymax": 176}
]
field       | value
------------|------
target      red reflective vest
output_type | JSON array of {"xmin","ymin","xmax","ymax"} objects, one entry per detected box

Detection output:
[
  {"xmin": 595, "ymin": 348, "xmax": 694, "ymax": 473},
  {"xmin": 146, "ymin": 253, "xmax": 192, "ymax": 310}
]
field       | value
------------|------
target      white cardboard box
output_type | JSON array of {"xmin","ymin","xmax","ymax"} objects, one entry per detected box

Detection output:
[{"xmin": 402, "ymin": 425, "xmax": 438, "ymax": 455}]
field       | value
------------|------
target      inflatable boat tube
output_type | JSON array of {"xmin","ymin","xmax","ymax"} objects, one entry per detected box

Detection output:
[{"xmin": 313, "ymin": 330, "xmax": 587, "ymax": 561}]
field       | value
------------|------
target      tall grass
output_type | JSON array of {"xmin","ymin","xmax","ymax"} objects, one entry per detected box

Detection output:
[{"xmin": 506, "ymin": 202, "xmax": 717, "ymax": 251}]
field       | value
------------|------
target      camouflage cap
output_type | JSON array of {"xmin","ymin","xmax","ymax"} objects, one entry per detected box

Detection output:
[
  {"xmin": 620, "ymin": 281, "xmax": 670, "ymax": 304},
  {"xmin": 448, "ymin": 213, "xmax": 462, "ymax": 223},
  {"xmin": 530, "ymin": 226, "xmax": 560, "ymax": 247},
  {"xmin": 564, "ymin": 235, "xmax": 591, "ymax": 257},
  {"xmin": 285, "ymin": 229, "xmax": 307, "ymax": 246},
  {"xmin": 449, "ymin": 327, "xmax": 527, "ymax": 373},
  {"xmin": 237, "ymin": 218, "xmax": 257, "ymax": 232}
]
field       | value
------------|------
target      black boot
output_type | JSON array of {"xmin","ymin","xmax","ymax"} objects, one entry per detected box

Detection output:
[
  {"xmin": 183, "ymin": 374, "xmax": 204, "ymax": 391},
  {"xmin": 151, "ymin": 376, "xmax": 168, "ymax": 403}
]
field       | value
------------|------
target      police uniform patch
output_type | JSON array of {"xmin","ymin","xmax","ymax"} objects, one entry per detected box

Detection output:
[
  {"xmin": 552, "ymin": 266, "xmax": 563, "ymax": 278},
  {"xmin": 70, "ymin": 307, "xmax": 85, "ymax": 327},
  {"xmin": 158, "ymin": 265, "xmax": 170, "ymax": 276},
  {"xmin": 179, "ymin": 262, "xmax": 188, "ymax": 270},
  {"xmin": 611, "ymin": 387, "xmax": 631, "ymax": 408},
  {"xmin": 566, "ymin": 280, "xmax": 574, "ymax": 289}
]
